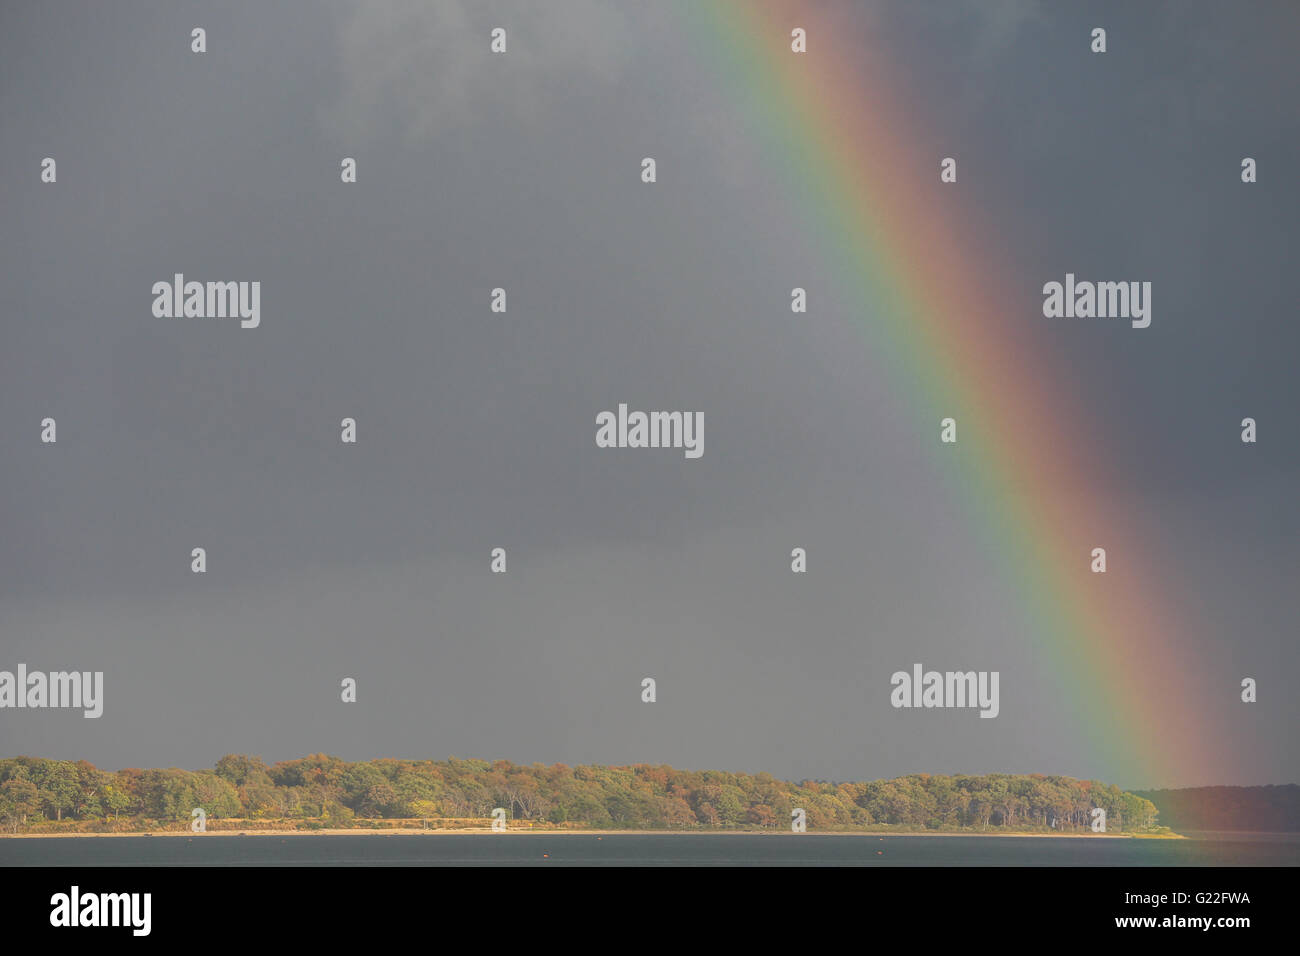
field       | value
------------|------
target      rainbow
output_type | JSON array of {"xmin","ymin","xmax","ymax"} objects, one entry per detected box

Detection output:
[{"xmin": 688, "ymin": 1, "xmax": 1228, "ymax": 788}]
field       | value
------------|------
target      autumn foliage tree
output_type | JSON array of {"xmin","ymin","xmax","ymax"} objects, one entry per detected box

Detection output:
[{"xmin": 0, "ymin": 755, "xmax": 1165, "ymax": 834}]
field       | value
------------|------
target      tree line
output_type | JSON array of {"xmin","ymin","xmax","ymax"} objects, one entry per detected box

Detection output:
[{"xmin": 0, "ymin": 754, "xmax": 1160, "ymax": 833}]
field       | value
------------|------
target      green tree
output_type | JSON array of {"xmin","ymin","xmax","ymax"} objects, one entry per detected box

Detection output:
[
  {"xmin": 35, "ymin": 761, "xmax": 81, "ymax": 821},
  {"xmin": 0, "ymin": 778, "xmax": 41, "ymax": 831},
  {"xmin": 102, "ymin": 780, "xmax": 132, "ymax": 821}
]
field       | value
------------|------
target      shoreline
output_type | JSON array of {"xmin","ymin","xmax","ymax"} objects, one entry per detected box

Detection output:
[{"xmin": 1, "ymin": 828, "xmax": 1171, "ymax": 840}]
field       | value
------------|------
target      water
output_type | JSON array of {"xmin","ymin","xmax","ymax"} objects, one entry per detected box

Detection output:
[{"xmin": 2, "ymin": 832, "xmax": 1295, "ymax": 866}]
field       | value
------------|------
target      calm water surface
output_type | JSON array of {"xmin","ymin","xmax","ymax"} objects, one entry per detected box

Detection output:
[{"xmin": 2, "ymin": 832, "xmax": 1295, "ymax": 866}]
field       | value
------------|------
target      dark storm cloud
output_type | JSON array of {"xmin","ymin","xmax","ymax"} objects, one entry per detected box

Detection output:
[{"xmin": 1, "ymin": 1, "xmax": 1295, "ymax": 788}]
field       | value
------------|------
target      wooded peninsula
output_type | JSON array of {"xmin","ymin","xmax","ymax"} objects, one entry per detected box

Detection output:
[{"xmin": 0, "ymin": 755, "xmax": 1174, "ymax": 835}]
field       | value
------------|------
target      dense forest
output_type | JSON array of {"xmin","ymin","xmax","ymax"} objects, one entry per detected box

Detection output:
[
  {"xmin": 0, "ymin": 754, "xmax": 1161, "ymax": 834},
  {"xmin": 1135, "ymin": 785, "xmax": 1300, "ymax": 832}
]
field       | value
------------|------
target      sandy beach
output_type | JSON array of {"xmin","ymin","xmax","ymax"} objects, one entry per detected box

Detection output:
[{"xmin": 1, "ymin": 827, "xmax": 1164, "ymax": 839}]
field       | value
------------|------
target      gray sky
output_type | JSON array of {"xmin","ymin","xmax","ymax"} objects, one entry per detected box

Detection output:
[{"xmin": 1, "ymin": 0, "xmax": 1296, "ymax": 790}]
